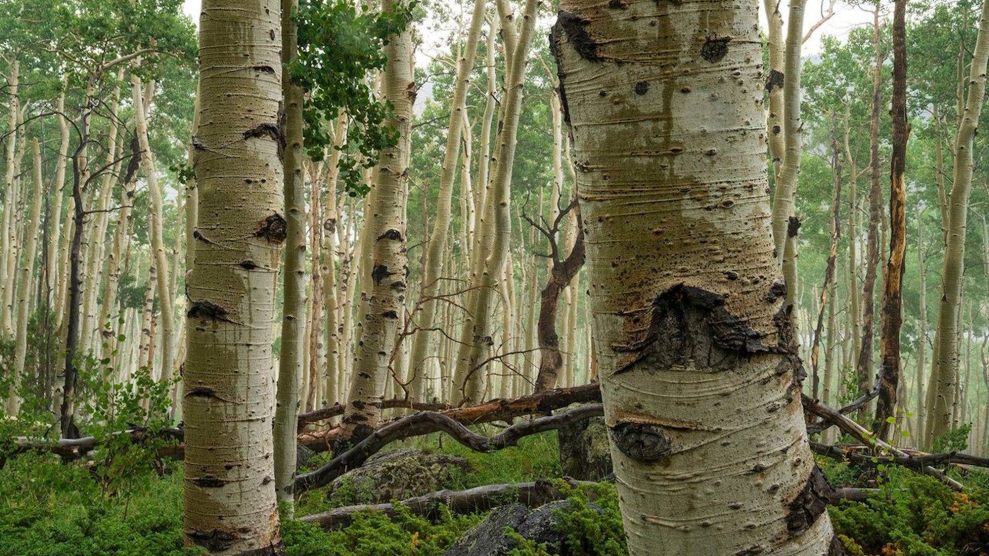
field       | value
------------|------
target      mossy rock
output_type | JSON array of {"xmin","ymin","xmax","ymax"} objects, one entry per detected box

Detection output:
[
  {"xmin": 558, "ymin": 416, "xmax": 613, "ymax": 481},
  {"xmin": 326, "ymin": 448, "xmax": 472, "ymax": 506}
]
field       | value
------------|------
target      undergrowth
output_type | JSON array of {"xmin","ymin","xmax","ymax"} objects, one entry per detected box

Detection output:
[{"xmin": 1, "ymin": 428, "xmax": 988, "ymax": 555}]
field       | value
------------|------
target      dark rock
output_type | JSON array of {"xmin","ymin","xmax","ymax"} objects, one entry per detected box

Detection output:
[
  {"xmin": 445, "ymin": 500, "xmax": 601, "ymax": 556},
  {"xmin": 558, "ymin": 416, "xmax": 613, "ymax": 480},
  {"xmin": 326, "ymin": 448, "xmax": 471, "ymax": 505}
]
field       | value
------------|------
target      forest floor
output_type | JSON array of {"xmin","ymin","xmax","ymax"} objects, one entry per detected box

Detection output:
[{"xmin": 1, "ymin": 431, "xmax": 988, "ymax": 555}]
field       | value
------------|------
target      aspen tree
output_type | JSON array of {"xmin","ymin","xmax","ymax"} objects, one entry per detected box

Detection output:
[
  {"xmin": 927, "ymin": 0, "xmax": 989, "ymax": 447},
  {"xmin": 8, "ymin": 139, "xmax": 43, "ymax": 415},
  {"xmin": 183, "ymin": 0, "xmax": 284, "ymax": 551},
  {"xmin": 551, "ymin": 0, "xmax": 838, "ymax": 551},
  {"xmin": 454, "ymin": 0, "xmax": 539, "ymax": 403},
  {"xmin": 342, "ymin": 0, "xmax": 413, "ymax": 437},
  {"xmin": 132, "ymin": 74, "xmax": 175, "ymax": 387},
  {"xmin": 47, "ymin": 88, "xmax": 70, "ymax": 307},
  {"xmin": 322, "ymin": 118, "xmax": 346, "ymax": 406},
  {"xmin": 274, "ymin": 0, "xmax": 305, "ymax": 511},
  {"xmin": 1, "ymin": 61, "xmax": 19, "ymax": 338}
]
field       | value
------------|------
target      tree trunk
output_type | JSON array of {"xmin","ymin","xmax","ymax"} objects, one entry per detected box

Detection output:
[
  {"xmin": 874, "ymin": 0, "xmax": 908, "ymax": 440},
  {"xmin": 915, "ymin": 215, "xmax": 927, "ymax": 445},
  {"xmin": 856, "ymin": 9, "xmax": 883, "ymax": 417},
  {"xmin": 183, "ymin": 1, "xmax": 284, "ymax": 551},
  {"xmin": 551, "ymin": 0, "xmax": 837, "ymax": 551},
  {"xmin": 341, "ymin": 0, "xmax": 413, "ymax": 438},
  {"xmin": 453, "ymin": 0, "xmax": 539, "ymax": 404},
  {"xmin": 1, "ymin": 61, "xmax": 19, "ymax": 338},
  {"xmin": 274, "ymin": 0, "xmax": 305, "ymax": 512},
  {"xmin": 406, "ymin": 0, "xmax": 487, "ymax": 402},
  {"xmin": 9, "ymin": 139, "xmax": 43, "ymax": 415},
  {"xmin": 926, "ymin": 0, "xmax": 989, "ymax": 448}
]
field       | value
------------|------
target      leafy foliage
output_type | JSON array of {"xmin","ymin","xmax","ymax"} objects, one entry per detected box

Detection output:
[{"xmin": 293, "ymin": 0, "xmax": 416, "ymax": 196}]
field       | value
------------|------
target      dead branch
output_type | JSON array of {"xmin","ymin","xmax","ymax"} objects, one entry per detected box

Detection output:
[
  {"xmin": 299, "ymin": 478, "xmax": 593, "ymax": 530},
  {"xmin": 294, "ymin": 404, "xmax": 603, "ymax": 493}
]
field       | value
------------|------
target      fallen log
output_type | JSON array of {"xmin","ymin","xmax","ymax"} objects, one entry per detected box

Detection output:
[
  {"xmin": 298, "ymin": 383, "xmax": 602, "ymax": 441},
  {"xmin": 294, "ymin": 403, "xmax": 604, "ymax": 493},
  {"xmin": 811, "ymin": 442, "xmax": 989, "ymax": 471},
  {"xmin": 5, "ymin": 427, "xmax": 184, "ymax": 462},
  {"xmin": 299, "ymin": 478, "xmax": 593, "ymax": 530}
]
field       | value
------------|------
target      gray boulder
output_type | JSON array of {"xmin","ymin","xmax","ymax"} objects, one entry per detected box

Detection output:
[
  {"xmin": 444, "ymin": 500, "xmax": 588, "ymax": 556},
  {"xmin": 558, "ymin": 416, "xmax": 613, "ymax": 481}
]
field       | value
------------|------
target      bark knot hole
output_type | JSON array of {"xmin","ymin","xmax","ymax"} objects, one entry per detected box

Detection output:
[
  {"xmin": 700, "ymin": 35, "xmax": 732, "ymax": 63},
  {"xmin": 256, "ymin": 213, "xmax": 288, "ymax": 243}
]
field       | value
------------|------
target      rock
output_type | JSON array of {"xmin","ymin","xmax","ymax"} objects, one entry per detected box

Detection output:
[
  {"xmin": 558, "ymin": 415, "xmax": 613, "ymax": 481},
  {"xmin": 326, "ymin": 448, "xmax": 471, "ymax": 505},
  {"xmin": 444, "ymin": 500, "xmax": 591, "ymax": 556}
]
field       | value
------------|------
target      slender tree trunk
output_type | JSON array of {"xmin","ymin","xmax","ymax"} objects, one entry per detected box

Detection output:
[
  {"xmin": 47, "ymin": 88, "xmax": 70, "ymax": 310},
  {"xmin": 183, "ymin": 1, "xmax": 284, "ymax": 551},
  {"xmin": 406, "ymin": 0, "xmax": 487, "ymax": 402},
  {"xmin": 322, "ymin": 118, "xmax": 345, "ymax": 407},
  {"xmin": 856, "ymin": 9, "xmax": 883, "ymax": 417},
  {"xmin": 874, "ymin": 0, "xmax": 908, "ymax": 439},
  {"xmin": 551, "ymin": 0, "xmax": 837, "ymax": 551},
  {"xmin": 1, "ymin": 61, "xmax": 19, "ymax": 338},
  {"xmin": 8, "ymin": 139, "xmax": 43, "ymax": 415},
  {"xmin": 274, "ymin": 0, "xmax": 305, "ymax": 512},
  {"xmin": 926, "ymin": 0, "xmax": 989, "ymax": 447},
  {"xmin": 341, "ymin": 0, "xmax": 413, "ymax": 438},
  {"xmin": 131, "ymin": 74, "xmax": 176, "ymax": 387},
  {"xmin": 453, "ymin": 0, "xmax": 539, "ymax": 404},
  {"xmin": 915, "ymin": 215, "xmax": 927, "ymax": 444}
]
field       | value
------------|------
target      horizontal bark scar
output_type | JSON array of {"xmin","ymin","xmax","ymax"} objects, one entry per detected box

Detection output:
[
  {"xmin": 187, "ymin": 529, "xmax": 236, "ymax": 552},
  {"xmin": 612, "ymin": 284, "xmax": 776, "ymax": 374},
  {"xmin": 700, "ymin": 35, "xmax": 732, "ymax": 63},
  {"xmin": 187, "ymin": 301, "xmax": 236, "ymax": 323},
  {"xmin": 609, "ymin": 421, "xmax": 672, "ymax": 462},
  {"xmin": 192, "ymin": 475, "xmax": 226, "ymax": 488},
  {"xmin": 785, "ymin": 465, "xmax": 834, "ymax": 536}
]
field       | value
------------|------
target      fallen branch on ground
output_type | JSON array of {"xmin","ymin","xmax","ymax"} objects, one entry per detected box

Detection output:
[
  {"xmin": 299, "ymin": 383, "xmax": 602, "ymax": 450},
  {"xmin": 5, "ymin": 427, "xmax": 184, "ymax": 462},
  {"xmin": 811, "ymin": 442, "xmax": 989, "ymax": 471},
  {"xmin": 802, "ymin": 395, "xmax": 964, "ymax": 491},
  {"xmin": 294, "ymin": 403, "xmax": 604, "ymax": 494},
  {"xmin": 299, "ymin": 478, "xmax": 594, "ymax": 530},
  {"xmin": 806, "ymin": 375, "xmax": 880, "ymax": 434}
]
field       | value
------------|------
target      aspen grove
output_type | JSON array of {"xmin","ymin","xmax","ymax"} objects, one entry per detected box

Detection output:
[{"xmin": 2, "ymin": 0, "xmax": 989, "ymax": 554}]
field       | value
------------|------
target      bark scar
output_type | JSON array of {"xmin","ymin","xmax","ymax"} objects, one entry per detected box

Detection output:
[
  {"xmin": 785, "ymin": 465, "xmax": 834, "ymax": 536},
  {"xmin": 609, "ymin": 421, "xmax": 673, "ymax": 462}
]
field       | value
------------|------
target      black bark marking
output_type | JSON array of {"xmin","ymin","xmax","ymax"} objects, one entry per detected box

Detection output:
[
  {"xmin": 785, "ymin": 465, "xmax": 834, "ymax": 536},
  {"xmin": 371, "ymin": 264, "xmax": 393, "ymax": 285},
  {"xmin": 186, "ymin": 386, "xmax": 219, "ymax": 400},
  {"xmin": 188, "ymin": 529, "xmax": 236, "ymax": 552},
  {"xmin": 242, "ymin": 122, "xmax": 284, "ymax": 148},
  {"xmin": 634, "ymin": 81, "xmax": 650, "ymax": 95},
  {"xmin": 787, "ymin": 215, "xmax": 801, "ymax": 238},
  {"xmin": 766, "ymin": 280, "xmax": 787, "ymax": 303},
  {"xmin": 324, "ymin": 217, "xmax": 337, "ymax": 234},
  {"xmin": 193, "ymin": 475, "xmax": 226, "ymax": 488},
  {"xmin": 351, "ymin": 400, "xmax": 366, "ymax": 409},
  {"xmin": 553, "ymin": 12, "xmax": 602, "ymax": 62},
  {"xmin": 252, "ymin": 65, "xmax": 276, "ymax": 74},
  {"xmin": 700, "ymin": 35, "xmax": 732, "ymax": 63},
  {"xmin": 382, "ymin": 310, "xmax": 399, "ymax": 319},
  {"xmin": 239, "ymin": 260, "xmax": 258, "ymax": 270},
  {"xmin": 188, "ymin": 301, "xmax": 229, "ymax": 321},
  {"xmin": 613, "ymin": 285, "xmax": 775, "ymax": 374},
  {"xmin": 608, "ymin": 0, "xmax": 627, "ymax": 8},
  {"xmin": 377, "ymin": 228, "xmax": 403, "ymax": 242},
  {"xmin": 765, "ymin": 69, "xmax": 785, "ymax": 92},
  {"xmin": 255, "ymin": 213, "xmax": 288, "ymax": 243},
  {"xmin": 124, "ymin": 133, "xmax": 141, "ymax": 182},
  {"xmin": 828, "ymin": 535, "xmax": 847, "ymax": 555},
  {"xmin": 609, "ymin": 421, "xmax": 672, "ymax": 462},
  {"xmin": 734, "ymin": 547, "xmax": 766, "ymax": 556}
]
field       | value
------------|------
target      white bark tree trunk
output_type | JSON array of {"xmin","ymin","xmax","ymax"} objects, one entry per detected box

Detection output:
[
  {"xmin": 551, "ymin": 0, "xmax": 837, "ymax": 552},
  {"xmin": 183, "ymin": 1, "xmax": 284, "ymax": 552}
]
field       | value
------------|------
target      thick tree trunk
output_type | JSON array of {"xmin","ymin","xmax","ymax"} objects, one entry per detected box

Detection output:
[
  {"xmin": 551, "ymin": 0, "xmax": 837, "ymax": 552},
  {"xmin": 183, "ymin": 1, "xmax": 284, "ymax": 552},
  {"xmin": 874, "ymin": 0, "xmax": 908, "ymax": 440},
  {"xmin": 926, "ymin": 0, "xmax": 989, "ymax": 448},
  {"xmin": 341, "ymin": 0, "xmax": 413, "ymax": 438},
  {"xmin": 274, "ymin": 0, "xmax": 305, "ymax": 512}
]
